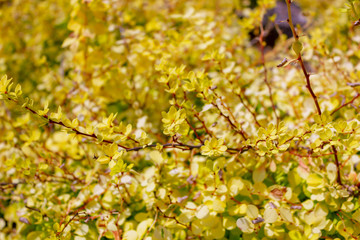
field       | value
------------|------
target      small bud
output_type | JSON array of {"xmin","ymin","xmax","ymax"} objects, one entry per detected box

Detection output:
[
  {"xmin": 269, "ymin": 202, "xmax": 277, "ymax": 209},
  {"xmin": 252, "ymin": 217, "xmax": 264, "ymax": 224},
  {"xmin": 277, "ymin": 58, "xmax": 288, "ymax": 68},
  {"xmin": 354, "ymin": 19, "xmax": 360, "ymax": 27},
  {"xmin": 177, "ymin": 196, "xmax": 188, "ymax": 203},
  {"xmin": 290, "ymin": 204, "xmax": 302, "ymax": 210},
  {"xmin": 19, "ymin": 217, "xmax": 30, "ymax": 224},
  {"xmin": 292, "ymin": 40, "xmax": 303, "ymax": 55}
]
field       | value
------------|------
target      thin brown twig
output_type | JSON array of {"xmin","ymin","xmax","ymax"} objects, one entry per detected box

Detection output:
[
  {"xmin": 298, "ymin": 55, "xmax": 322, "ymax": 115},
  {"xmin": 331, "ymin": 93, "xmax": 360, "ymax": 115},
  {"xmin": 57, "ymin": 212, "xmax": 79, "ymax": 237},
  {"xmin": 185, "ymin": 118, "xmax": 204, "ymax": 144},
  {"xmin": 6, "ymin": 97, "xmax": 206, "ymax": 152},
  {"xmin": 168, "ymin": 83, "xmax": 204, "ymax": 144},
  {"xmin": 332, "ymin": 145, "xmax": 342, "ymax": 185},
  {"xmin": 198, "ymin": 91, "xmax": 248, "ymax": 139},
  {"xmin": 211, "ymin": 92, "xmax": 248, "ymax": 139},
  {"xmin": 6, "ymin": 95, "xmax": 252, "ymax": 154},
  {"xmin": 212, "ymin": 101, "xmax": 248, "ymax": 140},
  {"xmin": 156, "ymin": 207, "xmax": 189, "ymax": 228},
  {"xmin": 8, "ymin": 98, "xmax": 129, "ymax": 150},
  {"xmin": 259, "ymin": 18, "xmax": 279, "ymax": 125},
  {"xmin": 285, "ymin": 0, "xmax": 321, "ymax": 116},
  {"xmin": 285, "ymin": 0, "xmax": 343, "ymax": 185},
  {"xmin": 193, "ymin": 111, "xmax": 213, "ymax": 137},
  {"xmin": 235, "ymin": 92, "xmax": 261, "ymax": 127}
]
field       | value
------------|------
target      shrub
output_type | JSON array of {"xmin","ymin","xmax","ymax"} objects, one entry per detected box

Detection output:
[{"xmin": 1, "ymin": 0, "xmax": 360, "ymax": 239}]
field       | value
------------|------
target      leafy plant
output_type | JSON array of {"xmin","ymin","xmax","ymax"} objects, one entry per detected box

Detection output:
[{"xmin": 1, "ymin": 0, "xmax": 360, "ymax": 239}]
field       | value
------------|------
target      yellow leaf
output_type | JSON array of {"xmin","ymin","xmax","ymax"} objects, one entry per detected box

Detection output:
[
  {"xmin": 191, "ymin": 219, "xmax": 202, "ymax": 235},
  {"xmin": 352, "ymin": 209, "xmax": 360, "ymax": 223},
  {"xmin": 263, "ymin": 208, "xmax": 278, "ymax": 223},
  {"xmin": 74, "ymin": 224, "xmax": 89, "ymax": 236},
  {"xmin": 223, "ymin": 216, "xmax": 236, "ymax": 230},
  {"xmin": 279, "ymin": 207, "xmax": 293, "ymax": 223},
  {"xmin": 136, "ymin": 219, "xmax": 153, "ymax": 239},
  {"xmin": 153, "ymin": 225, "xmax": 172, "ymax": 240},
  {"xmin": 228, "ymin": 177, "xmax": 244, "ymax": 196},
  {"xmin": 123, "ymin": 230, "xmax": 138, "ymax": 240},
  {"xmin": 302, "ymin": 200, "xmax": 314, "ymax": 210},
  {"xmin": 213, "ymin": 199, "xmax": 226, "ymax": 213},
  {"xmin": 253, "ymin": 165, "xmax": 266, "ymax": 183},
  {"xmin": 149, "ymin": 151, "xmax": 164, "ymax": 165},
  {"xmin": 26, "ymin": 231, "xmax": 43, "ymax": 240},
  {"xmin": 292, "ymin": 40, "xmax": 303, "ymax": 55},
  {"xmin": 306, "ymin": 174, "xmax": 324, "ymax": 187},
  {"xmin": 326, "ymin": 163, "xmax": 337, "ymax": 183},
  {"xmin": 236, "ymin": 217, "xmax": 253, "ymax": 233},
  {"xmin": 97, "ymin": 156, "xmax": 110, "ymax": 164},
  {"xmin": 289, "ymin": 230, "xmax": 304, "ymax": 240},
  {"xmin": 341, "ymin": 201, "xmax": 354, "ymax": 213},
  {"xmin": 246, "ymin": 205, "xmax": 259, "ymax": 219},
  {"xmin": 196, "ymin": 205, "xmax": 209, "ymax": 219}
]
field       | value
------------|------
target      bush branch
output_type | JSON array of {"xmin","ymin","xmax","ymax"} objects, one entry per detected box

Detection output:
[{"xmin": 285, "ymin": 0, "xmax": 322, "ymax": 116}]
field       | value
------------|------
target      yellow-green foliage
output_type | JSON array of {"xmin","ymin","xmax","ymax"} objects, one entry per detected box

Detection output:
[{"xmin": 1, "ymin": 0, "xmax": 360, "ymax": 239}]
